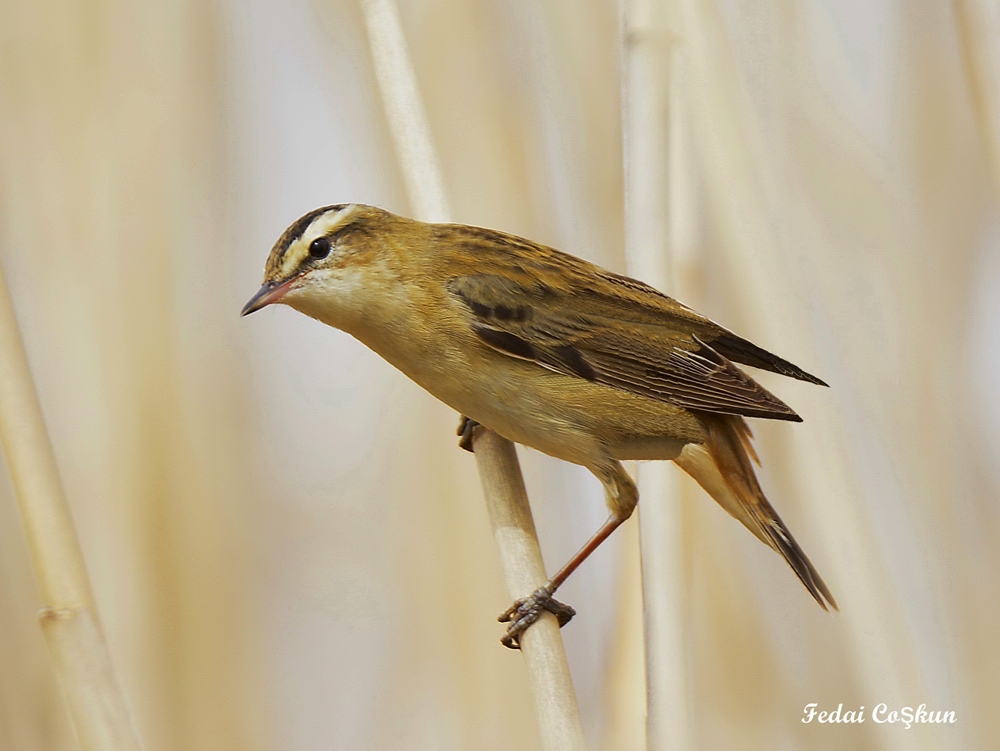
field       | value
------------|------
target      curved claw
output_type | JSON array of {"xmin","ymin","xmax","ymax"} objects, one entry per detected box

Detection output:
[
  {"xmin": 457, "ymin": 416, "xmax": 480, "ymax": 453},
  {"xmin": 498, "ymin": 586, "xmax": 576, "ymax": 649}
]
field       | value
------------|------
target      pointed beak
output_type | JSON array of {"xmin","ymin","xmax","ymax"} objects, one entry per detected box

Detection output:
[{"xmin": 241, "ymin": 278, "xmax": 296, "ymax": 316}]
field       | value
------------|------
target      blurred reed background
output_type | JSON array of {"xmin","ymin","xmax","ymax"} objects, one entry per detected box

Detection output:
[{"xmin": 0, "ymin": 0, "xmax": 997, "ymax": 749}]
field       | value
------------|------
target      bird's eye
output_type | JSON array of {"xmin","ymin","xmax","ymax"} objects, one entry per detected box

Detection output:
[{"xmin": 309, "ymin": 237, "xmax": 331, "ymax": 259}]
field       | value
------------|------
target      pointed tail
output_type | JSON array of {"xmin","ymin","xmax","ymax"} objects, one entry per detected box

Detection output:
[{"xmin": 674, "ymin": 413, "xmax": 838, "ymax": 611}]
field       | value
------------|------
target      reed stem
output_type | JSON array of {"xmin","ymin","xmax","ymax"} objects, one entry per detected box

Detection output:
[
  {"xmin": 621, "ymin": 0, "xmax": 690, "ymax": 748},
  {"xmin": 360, "ymin": 2, "xmax": 587, "ymax": 747},
  {"xmin": 0, "ymin": 259, "xmax": 142, "ymax": 750}
]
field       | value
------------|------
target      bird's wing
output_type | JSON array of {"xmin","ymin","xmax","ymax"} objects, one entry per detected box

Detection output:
[{"xmin": 447, "ymin": 273, "xmax": 804, "ymax": 422}]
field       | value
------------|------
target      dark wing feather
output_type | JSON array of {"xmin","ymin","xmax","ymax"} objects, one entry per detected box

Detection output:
[
  {"xmin": 709, "ymin": 333, "xmax": 828, "ymax": 386},
  {"xmin": 448, "ymin": 274, "xmax": 803, "ymax": 422}
]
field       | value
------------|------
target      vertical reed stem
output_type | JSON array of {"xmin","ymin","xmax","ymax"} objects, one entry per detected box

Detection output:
[
  {"xmin": 955, "ymin": 0, "xmax": 1000, "ymax": 197},
  {"xmin": 0, "ymin": 259, "xmax": 142, "ymax": 750},
  {"xmin": 621, "ymin": 1, "xmax": 691, "ymax": 748},
  {"xmin": 473, "ymin": 430, "xmax": 588, "ymax": 750},
  {"xmin": 359, "ymin": 1, "xmax": 586, "ymax": 747}
]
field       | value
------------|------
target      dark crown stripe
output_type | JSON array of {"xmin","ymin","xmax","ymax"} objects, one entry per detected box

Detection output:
[{"xmin": 271, "ymin": 205, "xmax": 344, "ymax": 272}]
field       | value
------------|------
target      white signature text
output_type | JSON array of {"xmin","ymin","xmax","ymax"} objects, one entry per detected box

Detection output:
[{"xmin": 801, "ymin": 703, "xmax": 956, "ymax": 729}]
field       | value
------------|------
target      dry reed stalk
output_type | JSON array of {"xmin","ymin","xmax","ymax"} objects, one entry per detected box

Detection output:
[
  {"xmin": 0, "ymin": 260, "xmax": 142, "ymax": 750},
  {"xmin": 473, "ymin": 430, "xmax": 589, "ymax": 750},
  {"xmin": 671, "ymin": 2, "xmax": 944, "ymax": 749},
  {"xmin": 955, "ymin": 0, "xmax": 1000, "ymax": 196},
  {"xmin": 620, "ymin": 1, "xmax": 691, "ymax": 748},
  {"xmin": 359, "ymin": 1, "xmax": 586, "ymax": 747},
  {"xmin": 600, "ymin": 522, "xmax": 648, "ymax": 751}
]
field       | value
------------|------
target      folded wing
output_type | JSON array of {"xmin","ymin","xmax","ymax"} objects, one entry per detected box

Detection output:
[{"xmin": 448, "ymin": 273, "xmax": 810, "ymax": 422}]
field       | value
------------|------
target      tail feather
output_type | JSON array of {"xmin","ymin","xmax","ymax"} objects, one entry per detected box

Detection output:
[{"xmin": 674, "ymin": 413, "xmax": 837, "ymax": 611}]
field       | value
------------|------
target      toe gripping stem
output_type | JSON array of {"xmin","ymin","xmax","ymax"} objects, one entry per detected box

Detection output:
[
  {"xmin": 498, "ymin": 584, "xmax": 576, "ymax": 650},
  {"xmin": 457, "ymin": 416, "xmax": 480, "ymax": 453}
]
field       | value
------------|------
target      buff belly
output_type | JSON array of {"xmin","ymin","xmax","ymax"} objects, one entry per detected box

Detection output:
[{"xmin": 395, "ymin": 339, "xmax": 705, "ymax": 469}]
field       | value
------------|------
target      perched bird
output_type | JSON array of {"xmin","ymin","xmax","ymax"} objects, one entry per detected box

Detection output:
[{"xmin": 243, "ymin": 203, "xmax": 836, "ymax": 648}]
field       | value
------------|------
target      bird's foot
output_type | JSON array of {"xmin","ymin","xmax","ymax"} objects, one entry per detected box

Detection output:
[
  {"xmin": 457, "ymin": 416, "xmax": 480, "ymax": 453},
  {"xmin": 498, "ymin": 585, "xmax": 575, "ymax": 649}
]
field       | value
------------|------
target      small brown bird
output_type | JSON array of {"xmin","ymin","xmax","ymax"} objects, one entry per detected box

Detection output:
[{"xmin": 243, "ymin": 203, "xmax": 836, "ymax": 647}]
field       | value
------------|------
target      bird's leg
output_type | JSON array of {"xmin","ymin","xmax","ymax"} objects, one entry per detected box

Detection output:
[
  {"xmin": 498, "ymin": 515, "xmax": 621, "ymax": 648},
  {"xmin": 499, "ymin": 460, "xmax": 638, "ymax": 649},
  {"xmin": 456, "ymin": 415, "xmax": 480, "ymax": 453}
]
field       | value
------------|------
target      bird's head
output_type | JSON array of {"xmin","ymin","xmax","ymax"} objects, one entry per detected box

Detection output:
[{"xmin": 241, "ymin": 203, "xmax": 399, "ymax": 323}]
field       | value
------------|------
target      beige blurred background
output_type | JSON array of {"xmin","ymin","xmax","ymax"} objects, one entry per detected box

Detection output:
[{"xmin": 1, "ymin": 0, "xmax": 998, "ymax": 749}]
